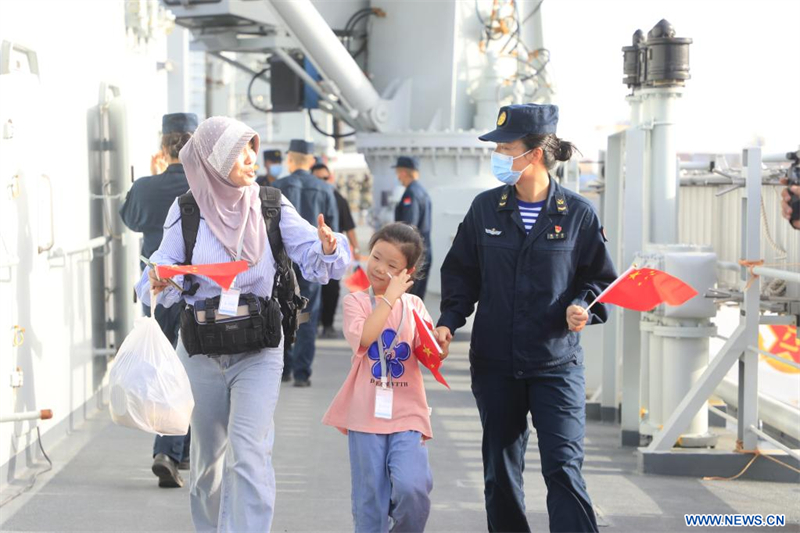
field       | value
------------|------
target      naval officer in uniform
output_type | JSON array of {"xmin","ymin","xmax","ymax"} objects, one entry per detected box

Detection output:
[
  {"xmin": 119, "ymin": 112, "xmax": 198, "ymax": 488},
  {"xmin": 436, "ymin": 104, "xmax": 617, "ymax": 532}
]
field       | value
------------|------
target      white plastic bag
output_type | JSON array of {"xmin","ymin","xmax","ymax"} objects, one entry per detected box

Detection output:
[{"xmin": 109, "ymin": 293, "xmax": 194, "ymax": 435}]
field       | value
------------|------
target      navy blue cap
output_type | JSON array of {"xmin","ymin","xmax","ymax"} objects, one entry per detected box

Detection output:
[
  {"xmin": 288, "ymin": 139, "xmax": 314, "ymax": 155},
  {"xmin": 263, "ymin": 149, "xmax": 282, "ymax": 163},
  {"xmin": 478, "ymin": 104, "xmax": 558, "ymax": 143},
  {"xmin": 391, "ymin": 156, "xmax": 419, "ymax": 171},
  {"xmin": 162, "ymin": 113, "xmax": 198, "ymax": 134}
]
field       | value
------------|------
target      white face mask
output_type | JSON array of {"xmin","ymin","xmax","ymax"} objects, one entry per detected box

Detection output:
[{"xmin": 491, "ymin": 149, "xmax": 532, "ymax": 185}]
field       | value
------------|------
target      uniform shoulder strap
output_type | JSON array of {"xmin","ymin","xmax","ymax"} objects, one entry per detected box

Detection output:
[
  {"xmin": 260, "ymin": 186, "xmax": 285, "ymax": 260},
  {"xmin": 178, "ymin": 191, "xmax": 200, "ymax": 265}
]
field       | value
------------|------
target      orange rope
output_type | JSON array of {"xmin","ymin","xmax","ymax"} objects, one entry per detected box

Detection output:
[
  {"xmin": 738, "ymin": 259, "xmax": 764, "ymax": 291},
  {"xmin": 703, "ymin": 441, "xmax": 800, "ymax": 481},
  {"xmin": 703, "ymin": 454, "xmax": 759, "ymax": 481},
  {"xmin": 737, "ymin": 260, "xmax": 800, "ymax": 290}
]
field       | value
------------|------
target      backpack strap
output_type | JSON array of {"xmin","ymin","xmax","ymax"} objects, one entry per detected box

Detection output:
[
  {"xmin": 259, "ymin": 186, "xmax": 309, "ymax": 330},
  {"xmin": 259, "ymin": 186, "xmax": 285, "ymax": 262},
  {"xmin": 177, "ymin": 192, "xmax": 201, "ymax": 296},
  {"xmin": 178, "ymin": 192, "xmax": 200, "ymax": 266}
]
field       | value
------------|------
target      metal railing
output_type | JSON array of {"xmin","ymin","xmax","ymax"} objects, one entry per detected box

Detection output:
[{"xmin": 645, "ymin": 147, "xmax": 799, "ymax": 454}]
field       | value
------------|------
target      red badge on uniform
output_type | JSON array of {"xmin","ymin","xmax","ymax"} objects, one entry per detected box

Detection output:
[
  {"xmin": 555, "ymin": 225, "xmax": 562, "ymax": 233},
  {"xmin": 403, "ymin": 197, "xmax": 412, "ymax": 205}
]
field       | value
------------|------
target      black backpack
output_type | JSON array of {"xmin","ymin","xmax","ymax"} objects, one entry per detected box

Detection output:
[{"xmin": 177, "ymin": 186, "xmax": 309, "ymax": 347}]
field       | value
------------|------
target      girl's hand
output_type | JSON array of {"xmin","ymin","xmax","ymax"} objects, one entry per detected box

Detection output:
[
  {"xmin": 318, "ymin": 214, "xmax": 338, "ymax": 255},
  {"xmin": 434, "ymin": 326, "xmax": 452, "ymax": 360},
  {"xmin": 148, "ymin": 267, "xmax": 169, "ymax": 295},
  {"xmin": 566, "ymin": 305, "xmax": 589, "ymax": 332},
  {"xmin": 384, "ymin": 269, "xmax": 413, "ymax": 303}
]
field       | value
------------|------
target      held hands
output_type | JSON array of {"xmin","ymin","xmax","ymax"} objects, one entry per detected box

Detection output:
[
  {"xmin": 317, "ymin": 214, "xmax": 338, "ymax": 255},
  {"xmin": 434, "ymin": 326, "xmax": 452, "ymax": 360},
  {"xmin": 566, "ymin": 305, "xmax": 589, "ymax": 332},
  {"xmin": 148, "ymin": 267, "xmax": 169, "ymax": 295},
  {"xmin": 384, "ymin": 269, "xmax": 414, "ymax": 303},
  {"xmin": 779, "ymin": 177, "xmax": 800, "ymax": 230}
]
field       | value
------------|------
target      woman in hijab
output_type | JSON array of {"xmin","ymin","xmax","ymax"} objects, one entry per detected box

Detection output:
[{"xmin": 135, "ymin": 116, "xmax": 350, "ymax": 532}]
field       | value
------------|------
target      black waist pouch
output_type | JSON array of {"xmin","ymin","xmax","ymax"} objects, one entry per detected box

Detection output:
[{"xmin": 180, "ymin": 293, "xmax": 282, "ymax": 356}]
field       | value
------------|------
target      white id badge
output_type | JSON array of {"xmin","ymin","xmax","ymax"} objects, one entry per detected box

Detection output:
[
  {"xmin": 374, "ymin": 387, "xmax": 393, "ymax": 420},
  {"xmin": 218, "ymin": 288, "xmax": 241, "ymax": 317}
]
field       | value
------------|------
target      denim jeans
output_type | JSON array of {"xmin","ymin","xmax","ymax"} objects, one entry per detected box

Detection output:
[
  {"xmin": 348, "ymin": 430, "xmax": 433, "ymax": 533},
  {"xmin": 177, "ymin": 341, "xmax": 284, "ymax": 532}
]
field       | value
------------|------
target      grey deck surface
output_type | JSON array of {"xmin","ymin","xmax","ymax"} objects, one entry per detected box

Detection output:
[{"xmin": 2, "ymin": 333, "xmax": 798, "ymax": 532}]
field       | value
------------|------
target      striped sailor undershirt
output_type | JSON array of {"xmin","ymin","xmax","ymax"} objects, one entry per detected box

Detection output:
[{"xmin": 517, "ymin": 199, "xmax": 545, "ymax": 234}]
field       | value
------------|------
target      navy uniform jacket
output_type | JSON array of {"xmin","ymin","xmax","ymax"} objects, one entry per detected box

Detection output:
[
  {"xmin": 274, "ymin": 169, "xmax": 339, "ymax": 231},
  {"xmin": 437, "ymin": 178, "xmax": 617, "ymax": 377},
  {"xmin": 119, "ymin": 163, "xmax": 190, "ymax": 260},
  {"xmin": 395, "ymin": 180, "xmax": 432, "ymax": 259}
]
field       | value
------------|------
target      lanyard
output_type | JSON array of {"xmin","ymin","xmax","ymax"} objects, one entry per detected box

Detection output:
[
  {"xmin": 228, "ymin": 209, "xmax": 250, "ymax": 290},
  {"xmin": 369, "ymin": 288, "xmax": 405, "ymax": 388},
  {"xmin": 234, "ymin": 209, "xmax": 250, "ymax": 262}
]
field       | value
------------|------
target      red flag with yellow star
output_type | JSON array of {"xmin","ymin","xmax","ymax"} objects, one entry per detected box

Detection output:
[
  {"xmin": 594, "ymin": 266, "xmax": 698, "ymax": 312},
  {"xmin": 343, "ymin": 265, "xmax": 371, "ymax": 292},
  {"xmin": 155, "ymin": 261, "xmax": 249, "ymax": 291},
  {"xmin": 412, "ymin": 309, "xmax": 450, "ymax": 389}
]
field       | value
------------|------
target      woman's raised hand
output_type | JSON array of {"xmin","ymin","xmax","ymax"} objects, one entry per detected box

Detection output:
[
  {"xmin": 317, "ymin": 214, "xmax": 338, "ymax": 255},
  {"xmin": 384, "ymin": 269, "xmax": 414, "ymax": 303}
]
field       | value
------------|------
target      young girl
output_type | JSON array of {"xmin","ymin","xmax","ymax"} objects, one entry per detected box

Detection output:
[{"xmin": 323, "ymin": 222, "xmax": 438, "ymax": 533}]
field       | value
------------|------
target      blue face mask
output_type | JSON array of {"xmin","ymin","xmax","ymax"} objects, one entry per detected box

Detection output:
[
  {"xmin": 269, "ymin": 164, "xmax": 282, "ymax": 176},
  {"xmin": 491, "ymin": 150, "xmax": 532, "ymax": 185}
]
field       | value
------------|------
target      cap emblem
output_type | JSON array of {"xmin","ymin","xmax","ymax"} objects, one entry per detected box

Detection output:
[{"xmin": 497, "ymin": 111, "xmax": 507, "ymax": 126}]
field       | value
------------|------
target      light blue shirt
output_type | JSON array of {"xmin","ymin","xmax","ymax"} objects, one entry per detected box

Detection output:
[{"xmin": 135, "ymin": 197, "xmax": 351, "ymax": 308}]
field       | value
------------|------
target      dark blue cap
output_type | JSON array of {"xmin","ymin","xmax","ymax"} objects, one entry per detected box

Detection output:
[
  {"xmin": 478, "ymin": 104, "xmax": 558, "ymax": 143},
  {"xmin": 263, "ymin": 149, "xmax": 282, "ymax": 163},
  {"xmin": 288, "ymin": 139, "xmax": 314, "ymax": 155},
  {"xmin": 392, "ymin": 156, "xmax": 419, "ymax": 171},
  {"xmin": 162, "ymin": 113, "xmax": 198, "ymax": 134}
]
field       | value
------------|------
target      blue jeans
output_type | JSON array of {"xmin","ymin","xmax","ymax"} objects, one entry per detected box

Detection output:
[
  {"xmin": 471, "ymin": 360, "xmax": 598, "ymax": 533},
  {"xmin": 153, "ymin": 427, "xmax": 191, "ymax": 463},
  {"xmin": 284, "ymin": 274, "xmax": 321, "ymax": 381},
  {"xmin": 144, "ymin": 302, "xmax": 190, "ymax": 462},
  {"xmin": 177, "ymin": 340, "xmax": 284, "ymax": 533},
  {"xmin": 348, "ymin": 431, "xmax": 433, "ymax": 533}
]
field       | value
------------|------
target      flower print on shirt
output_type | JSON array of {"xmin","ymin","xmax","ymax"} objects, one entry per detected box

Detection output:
[{"xmin": 367, "ymin": 328, "xmax": 411, "ymax": 380}]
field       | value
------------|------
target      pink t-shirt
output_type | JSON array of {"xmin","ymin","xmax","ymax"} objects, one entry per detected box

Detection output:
[{"xmin": 322, "ymin": 291, "xmax": 434, "ymax": 439}]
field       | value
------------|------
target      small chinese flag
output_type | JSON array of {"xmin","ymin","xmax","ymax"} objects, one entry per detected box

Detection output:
[
  {"xmin": 412, "ymin": 309, "xmax": 450, "ymax": 389},
  {"xmin": 592, "ymin": 266, "xmax": 698, "ymax": 312},
  {"xmin": 156, "ymin": 260, "xmax": 248, "ymax": 291},
  {"xmin": 343, "ymin": 265, "xmax": 370, "ymax": 292}
]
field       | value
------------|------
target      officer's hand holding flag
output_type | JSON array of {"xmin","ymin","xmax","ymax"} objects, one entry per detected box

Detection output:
[
  {"xmin": 412, "ymin": 309, "xmax": 450, "ymax": 389},
  {"xmin": 585, "ymin": 264, "xmax": 698, "ymax": 313}
]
